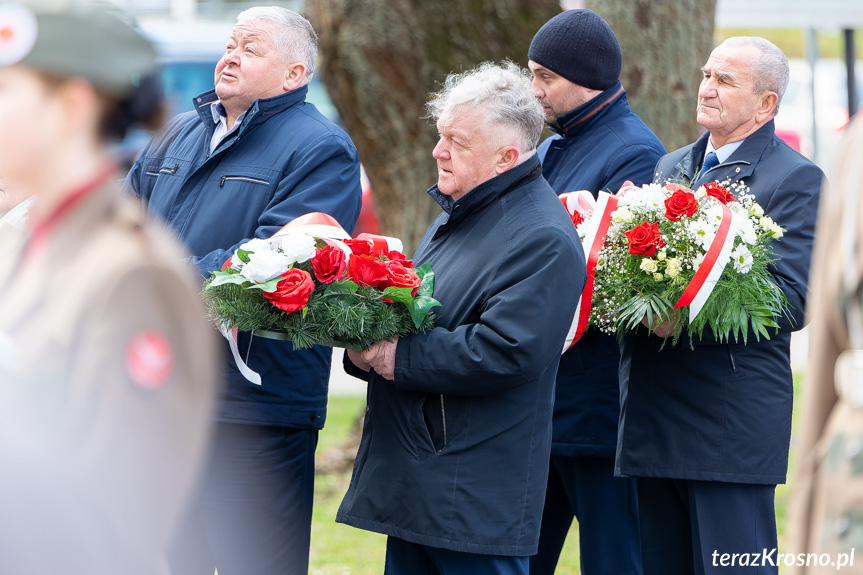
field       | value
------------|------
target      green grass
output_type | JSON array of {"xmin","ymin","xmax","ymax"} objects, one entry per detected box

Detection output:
[{"xmin": 311, "ymin": 372, "xmax": 805, "ymax": 574}]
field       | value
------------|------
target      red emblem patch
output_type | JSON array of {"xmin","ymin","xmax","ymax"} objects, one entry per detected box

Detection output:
[{"xmin": 125, "ymin": 330, "xmax": 174, "ymax": 391}]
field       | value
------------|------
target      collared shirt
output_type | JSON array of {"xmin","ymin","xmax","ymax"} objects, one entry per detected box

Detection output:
[
  {"xmin": 705, "ymin": 138, "xmax": 744, "ymax": 165},
  {"xmin": 209, "ymin": 102, "xmax": 247, "ymax": 154}
]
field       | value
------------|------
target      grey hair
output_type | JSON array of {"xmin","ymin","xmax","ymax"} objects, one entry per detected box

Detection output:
[
  {"xmin": 237, "ymin": 6, "xmax": 317, "ymax": 83},
  {"xmin": 427, "ymin": 61, "xmax": 544, "ymax": 153},
  {"xmin": 721, "ymin": 36, "xmax": 789, "ymax": 115}
]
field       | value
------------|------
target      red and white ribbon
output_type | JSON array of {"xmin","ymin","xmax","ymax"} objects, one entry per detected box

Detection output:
[
  {"xmin": 560, "ymin": 190, "xmax": 596, "ymax": 221},
  {"xmin": 674, "ymin": 203, "xmax": 740, "ymax": 323},
  {"xmin": 561, "ymin": 190, "xmax": 619, "ymax": 353},
  {"xmin": 355, "ymin": 232, "xmax": 404, "ymax": 255},
  {"xmin": 219, "ymin": 323, "xmax": 262, "ymax": 385}
]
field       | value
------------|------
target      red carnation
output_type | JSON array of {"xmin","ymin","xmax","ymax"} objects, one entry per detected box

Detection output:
[
  {"xmin": 664, "ymin": 189, "xmax": 698, "ymax": 221},
  {"xmin": 263, "ymin": 268, "xmax": 315, "ymax": 313},
  {"xmin": 348, "ymin": 253, "xmax": 388, "ymax": 287},
  {"xmin": 310, "ymin": 245, "xmax": 347, "ymax": 284},
  {"xmin": 704, "ymin": 182, "xmax": 735, "ymax": 204},
  {"xmin": 625, "ymin": 221, "xmax": 665, "ymax": 257},
  {"xmin": 569, "ymin": 210, "xmax": 584, "ymax": 228}
]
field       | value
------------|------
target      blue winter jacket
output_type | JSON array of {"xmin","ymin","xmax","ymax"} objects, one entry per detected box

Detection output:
[
  {"xmin": 125, "ymin": 86, "xmax": 362, "ymax": 429},
  {"xmin": 616, "ymin": 121, "xmax": 823, "ymax": 484},
  {"xmin": 538, "ymin": 82, "xmax": 665, "ymax": 457},
  {"xmin": 337, "ymin": 157, "xmax": 586, "ymax": 555}
]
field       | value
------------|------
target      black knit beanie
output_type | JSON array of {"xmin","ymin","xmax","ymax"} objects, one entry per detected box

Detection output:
[{"xmin": 528, "ymin": 9, "xmax": 622, "ymax": 91}]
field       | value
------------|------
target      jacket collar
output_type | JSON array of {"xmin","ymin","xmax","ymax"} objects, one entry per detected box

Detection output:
[
  {"xmin": 681, "ymin": 120, "xmax": 777, "ymax": 186},
  {"xmin": 427, "ymin": 154, "xmax": 543, "ymax": 225},
  {"xmin": 193, "ymin": 85, "xmax": 309, "ymax": 137},
  {"xmin": 550, "ymin": 81, "xmax": 625, "ymax": 138}
]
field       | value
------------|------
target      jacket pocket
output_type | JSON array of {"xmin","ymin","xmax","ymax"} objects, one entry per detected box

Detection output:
[
  {"xmin": 412, "ymin": 394, "xmax": 446, "ymax": 459},
  {"xmin": 219, "ymin": 175, "xmax": 271, "ymax": 187}
]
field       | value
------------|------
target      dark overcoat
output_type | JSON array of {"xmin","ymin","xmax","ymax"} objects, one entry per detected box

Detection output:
[
  {"xmin": 616, "ymin": 121, "xmax": 824, "ymax": 484},
  {"xmin": 337, "ymin": 157, "xmax": 586, "ymax": 555}
]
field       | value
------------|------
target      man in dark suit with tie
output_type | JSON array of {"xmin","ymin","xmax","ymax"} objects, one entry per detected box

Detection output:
[{"xmin": 616, "ymin": 37, "xmax": 824, "ymax": 574}]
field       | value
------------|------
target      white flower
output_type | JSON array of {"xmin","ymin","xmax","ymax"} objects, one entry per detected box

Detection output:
[
  {"xmin": 640, "ymin": 259, "xmax": 658, "ymax": 273},
  {"xmin": 731, "ymin": 245, "xmax": 754, "ymax": 273},
  {"xmin": 666, "ymin": 267, "xmax": 680, "ymax": 279},
  {"xmin": 750, "ymin": 203, "xmax": 764, "ymax": 218},
  {"xmin": 656, "ymin": 250, "xmax": 667, "ymax": 261},
  {"xmin": 276, "ymin": 232, "xmax": 317, "ymax": 264},
  {"xmin": 239, "ymin": 238, "xmax": 272, "ymax": 253},
  {"xmin": 231, "ymin": 237, "xmax": 274, "ymax": 269},
  {"xmin": 240, "ymin": 250, "xmax": 292, "ymax": 283},
  {"xmin": 688, "ymin": 219, "xmax": 716, "ymax": 250},
  {"xmin": 736, "ymin": 216, "xmax": 757, "ymax": 245},
  {"xmin": 618, "ymin": 183, "xmax": 666, "ymax": 210},
  {"xmin": 693, "ymin": 251, "xmax": 706, "ymax": 270},
  {"xmin": 653, "ymin": 272, "xmax": 665, "ymax": 281},
  {"xmin": 666, "ymin": 257, "xmax": 681, "ymax": 270},
  {"xmin": 611, "ymin": 206, "xmax": 634, "ymax": 224}
]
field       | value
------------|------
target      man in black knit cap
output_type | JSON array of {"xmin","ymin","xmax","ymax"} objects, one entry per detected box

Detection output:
[{"xmin": 526, "ymin": 9, "xmax": 665, "ymax": 575}]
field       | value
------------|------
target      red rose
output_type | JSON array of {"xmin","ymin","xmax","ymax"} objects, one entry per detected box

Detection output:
[
  {"xmin": 569, "ymin": 210, "xmax": 584, "ymax": 228},
  {"xmin": 385, "ymin": 250, "xmax": 413, "ymax": 267},
  {"xmin": 664, "ymin": 189, "xmax": 698, "ymax": 221},
  {"xmin": 310, "ymin": 245, "xmax": 347, "ymax": 284},
  {"xmin": 380, "ymin": 261, "xmax": 421, "ymax": 296},
  {"xmin": 344, "ymin": 238, "xmax": 374, "ymax": 256},
  {"xmin": 263, "ymin": 268, "xmax": 315, "ymax": 313},
  {"xmin": 704, "ymin": 182, "xmax": 735, "ymax": 204},
  {"xmin": 348, "ymin": 253, "xmax": 388, "ymax": 287},
  {"xmin": 625, "ymin": 221, "xmax": 665, "ymax": 257}
]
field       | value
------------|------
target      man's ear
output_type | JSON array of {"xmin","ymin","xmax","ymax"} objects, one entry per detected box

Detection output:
[
  {"xmin": 495, "ymin": 146, "xmax": 521, "ymax": 174},
  {"xmin": 757, "ymin": 91, "xmax": 779, "ymax": 121},
  {"xmin": 283, "ymin": 63, "xmax": 308, "ymax": 92}
]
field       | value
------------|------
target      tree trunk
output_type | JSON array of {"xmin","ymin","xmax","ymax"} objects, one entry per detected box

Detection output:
[
  {"xmin": 305, "ymin": 0, "xmax": 560, "ymax": 253},
  {"xmin": 586, "ymin": 0, "xmax": 717, "ymax": 153}
]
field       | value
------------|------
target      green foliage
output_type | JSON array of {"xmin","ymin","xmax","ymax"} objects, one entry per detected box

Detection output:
[{"xmin": 203, "ymin": 262, "xmax": 439, "ymax": 351}]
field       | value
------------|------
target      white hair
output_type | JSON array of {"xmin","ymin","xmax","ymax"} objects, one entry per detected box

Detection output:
[
  {"xmin": 427, "ymin": 61, "xmax": 544, "ymax": 153},
  {"xmin": 237, "ymin": 6, "xmax": 317, "ymax": 83},
  {"xmin": 722, "ymin": 36, "xmax": 789, "ymax": 115}
]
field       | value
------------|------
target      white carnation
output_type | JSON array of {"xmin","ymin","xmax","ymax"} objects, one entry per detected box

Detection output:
[
  {"xmin": 240, "ymin": 250, "xmax": 292, "ymax": 283},
  {"xmin": 731, "ymin": 245, "xmax": 754, "ymax": 273},
  {"xmin": 276, "ymin": 232, "xmax": 317, "ymax": 264}
]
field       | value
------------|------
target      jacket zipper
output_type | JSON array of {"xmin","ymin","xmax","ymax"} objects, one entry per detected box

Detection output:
[
  {"xmin": 219, "ymin": 175, "xmax": 270, "ymax": 187},
  {"xmin": 438, "ymin": 394, "xmax": 447, "ymax": 452},
  {"xmin": 159, "ymin": 163, "xmax": 179, "ymax": 175},
  {"xmin": 727, "ymin": 345, "xmax": 738, "ymax": 373}
]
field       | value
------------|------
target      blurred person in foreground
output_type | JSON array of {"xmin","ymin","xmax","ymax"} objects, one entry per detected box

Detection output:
[
  {"xmin": 786, "ymin": 118, "xmax": 863, "ymax": 574},
  {"xmin": 0, "ymin": 174, "xmax": 33, "ymax": 231},
  {"xmin": 337, "ymin": 62, "xmax": 586, "ymax": 575},
  {"xmin": 124, "ymin": 5, "xmax": 362, "ymax": 574},
  {"xmin": 0, "ymin": 3, "xmax": 219, "ymax": 574},
  {"xmin": 616, "ymin": 37, "xmax": 824, "ymax": 574},
  {"xmin": 526, "ymin": 10, "xmax": 665, "ymax": 574}
]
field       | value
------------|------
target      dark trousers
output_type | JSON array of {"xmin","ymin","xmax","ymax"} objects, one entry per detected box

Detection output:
[
  {"xmin": 637, "ymin": 478, "xmax": 778, "ymax": 575},
  {"xmin": 385, "ymin": 536, "xmax": 529, "ymax": 575},
  {"xmin": 531, "ymin": 455, "xmax": 642, "ymax": 575},
  {"xmin": 167, "ymin": 422, "xmax": 318, "ymax": 575}
]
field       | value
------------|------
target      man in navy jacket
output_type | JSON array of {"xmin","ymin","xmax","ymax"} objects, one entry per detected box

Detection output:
[
  {"xmin": 616, "ymin": 37, "xmax": 824, "ymax": 574},
  {"xmin": 338, "ymin": 62, "xmax": 586, "ymax": 575},
  {"xmin": 526, "ymin": 10, "xmax": 664, "ymax": 575},
  {"xmin": 125, "ymin": 7, "xmax": 361, "ymax": 575}
]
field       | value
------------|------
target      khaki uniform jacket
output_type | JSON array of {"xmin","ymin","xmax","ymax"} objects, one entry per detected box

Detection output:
[
  {"xmin": 0, "ymin": 180, "xmax": 219, "ymax": 574},
  {"xmin": 787, "ymin": 118, "xmax": 863, "ymax": 573}
]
